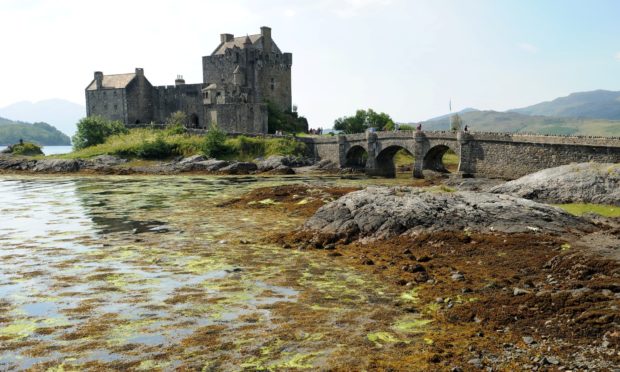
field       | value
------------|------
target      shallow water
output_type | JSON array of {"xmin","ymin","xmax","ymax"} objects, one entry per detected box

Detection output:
[{"xmin": 0, "ymin": 174, "xmax": 427, "ymax": 370}]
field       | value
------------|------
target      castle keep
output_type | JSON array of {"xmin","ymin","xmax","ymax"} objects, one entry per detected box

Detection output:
[{"xmin": 85, "ymin": 27, "xmax": 292, "ymax": 134}]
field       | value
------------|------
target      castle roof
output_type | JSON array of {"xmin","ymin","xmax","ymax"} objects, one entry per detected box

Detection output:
[
  {"xmin": 212, "ymin": 34, "xmax": 282, "ymax": 56},
  {"xmin": 86, "ymin": 73, "xmax": 136, "ymax": 90}
]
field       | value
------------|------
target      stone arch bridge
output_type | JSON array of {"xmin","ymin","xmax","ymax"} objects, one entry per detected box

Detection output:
[{"xmin": 300, "ymin": 131, "xmax": 620, "ymax": 179}]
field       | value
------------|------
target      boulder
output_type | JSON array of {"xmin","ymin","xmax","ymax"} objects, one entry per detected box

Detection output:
[
  {"xmin": 192, "ymin": 159, "xmax": 230, "ymax": 172},
  {"xmin": 32, "ymin": 159, "xmax": 80, "ymax": 173},
  {"xmin": 303, "ymin": 186, "xmax": 595, "ymax": 241},
  {"xmin": 219, "ymin": 162, "xmax": 258, "ymax": 174},
  {"xmin": 257, "ymin": 155, "xmax": 289, "ymax": 171},
  {"xmin": 270, "ymin": 164, "xmax": 295, "ymax": 174},
  {"xmin": 489, "ymin": 163, "xmax": 620, "ymax": 206}
]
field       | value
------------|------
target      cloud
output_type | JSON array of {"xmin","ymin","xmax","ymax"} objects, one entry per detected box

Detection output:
[
  {"xmin": 518, "ymin": 42, "xmax": 538, "ymax": 53},
  {"xmin": 615, "ymin": 52, "xmax": 620, "ymax": 61}
]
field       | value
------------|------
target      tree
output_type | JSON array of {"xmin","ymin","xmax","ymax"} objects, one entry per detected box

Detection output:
[
  {"xmin": 72, "ymin": 116, "xmax": 127, "ymax": 150},
  {"xmin": 267, "ymin": 101, "xmax": 309, "ymax": 134},
  {"xmin": 333, "ymin": 109, "xmax": 394, "ymax": 134}
]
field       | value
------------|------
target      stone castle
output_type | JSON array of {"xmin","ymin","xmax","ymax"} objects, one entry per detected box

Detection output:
[{"xmin": 85, "ymin": 26, "xmax": 292, "ymax": 133}]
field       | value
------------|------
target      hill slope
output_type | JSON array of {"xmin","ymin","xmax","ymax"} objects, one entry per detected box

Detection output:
[
  {"xmin": 0, "ymin": 99, "xmax": 85, "ymax": 137},
  {"xmin": 510, "ymin": 90, "xmax": 620, "ymax": 120},
  {"xmin": 0, "ymin": 117, "xmax": 72, "ymax": 146},
  {"xmin": 421, "ymin": 110, "xmax": 620, "ymax": 136}
]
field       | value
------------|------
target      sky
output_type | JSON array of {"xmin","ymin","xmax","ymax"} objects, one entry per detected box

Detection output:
[{"xmin": 1, "ymin": 0, "xmax": 619, "ymax": 126}]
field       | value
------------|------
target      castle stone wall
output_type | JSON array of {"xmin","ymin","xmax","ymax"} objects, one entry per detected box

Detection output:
[
  {"xmin": 152, "ymin": 84, "xmax": 204, "ymax": 127},
  {"xmin": 205, "ymin": 103, "xmax": 267, "ymax": 134},
  {"xmin": 85, "ymin": 88, "xmax": 127, "ymax": 123}
]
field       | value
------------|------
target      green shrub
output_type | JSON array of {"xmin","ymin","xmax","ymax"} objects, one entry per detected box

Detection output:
[
  {"xmin": 265, "ymin": 138, "xmax": 306, "ymax": 157},
  {"xmin": 201, "ymin": 125, "xmax": 230, "ymax": 158},
  {"xmin": 398, "ymin": 124, "xmax": 415, "ymax": 131},
  {"xmin": 229, "ymin": 136, "xmax": 266, "ymax": 157},
  {"xmin": 72, "ymin": 116, "xmax": 127, "ymax": 150},
  {"xmin": 134, "ymin": 135, "xmax": 177, "ymax": 159},
  {"xmin": 8, "ymin": 142, "xmax": 44, "ymax": 156},
  {"xmin": 165, "ymin": 111, "xmax": 188, "ymax": 135}
]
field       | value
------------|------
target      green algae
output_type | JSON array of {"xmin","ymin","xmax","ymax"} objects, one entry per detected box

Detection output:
[
  {"xmin": 400, "ymin": 288, "xmax": 420, "ymax": 303},
  {"xmin": 393, "ymin": 318, "xmax": 433, "ymax": 333},
  {"xmin": 0, "ymin": 320, "xmax": 38, "ymax": 339},
  {"xmin": 367, "ymin": 331, "xmax": 399, "ymax": 346}
]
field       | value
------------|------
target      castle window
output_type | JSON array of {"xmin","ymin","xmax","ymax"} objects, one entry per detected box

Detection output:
[
  {"xmin": 270, "ymin": 78, "xmax": 275, "ymax": 91},
  {"xmin": 104, "ymin": 104, "xmax": 108, "ymax": 110},
  {"xmin": 114, "ymin": 104, "xmax": 118, "ymax": 111}
]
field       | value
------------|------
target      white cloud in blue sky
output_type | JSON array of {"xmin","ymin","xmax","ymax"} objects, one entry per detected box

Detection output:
[{"xmin": 0, "ymin": 0, "xmax": 619, "ymax": 125}]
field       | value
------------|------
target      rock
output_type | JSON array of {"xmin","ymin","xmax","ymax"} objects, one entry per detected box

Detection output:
[
  {"xmin": 311, "ymin": 159, "xmax": 339, "ymax": 171},
  {"xmin": 81, "ymin": 155, "xmax": 127, "ymax": 170},
  {"xmin": 403, "ymin": 264, "xmax": 425, "ymax": 273},
  {"xmin": 451, "ymin": 368, "xmax": 463, "ymax": 372},
  {"xmin": 522, "ymin": 336, "xmax": 535, "ymax": 345},
  {"xmin": 489, "ymin": 162, "xmax": 620, "ymax": 206},
  {"xmin": 219, "ymin": 162, "xmax": 258, "ymax": 174},
  {"xmin": 541, "ymin": 356, "xmax": 559, "ymax": 365},
  {"xmin": 451, "ymin": 272, "xmax": 465, "ymax": 282},
  {"xmin": 270, "ymin": 165, "xmax": 295, "ymax": 174},
  {"xmin": 0, "ymin": 155, "xmax": 36, "ymax": 170},
  {"xmin": 257, "ymin": 155, "xmax": 289, "ymax": 171},
  {"xmin": 193, "ymin": 159, "xmax": 230, "ymax": 172},
  {"xmin": 301, "ymin": 187, "xmax": 594, "ymax": 241},
  {"xmin": 32, "ymin": 159, "xmax": 80, "ymax": 173},
  {"xmin": 468, "ymin": 358, "xmax": 483, "ymax": 369},
  {"xmin": 513, "ymin": 287, "xmax": 531, "ymax": 296},
  {"xmin": 179, "ymin": 154, "xmax": 206, "ymax": 164},
  {"xmin": 417, "ymin": 255, "xmax": 431, "ymax": 262}
]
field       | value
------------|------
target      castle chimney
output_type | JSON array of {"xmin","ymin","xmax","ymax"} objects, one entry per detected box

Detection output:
[
  {"xmin": 261, "ymin": 26, "xmax": 272, "ymax": 55},
  {"xmin": 220, "ymin": 33, "xmax": 234, "ymax": 43},
  {"xmin": 135, "ymin": 68, "xmax": 144, "ymax": 76},
  {"xmin": 94, "ymin": 71, "xmax": 103, "ymax": 90},
  {"xmin": 175, "ymin": 74, "xmax": 185, "ymax": 86}
]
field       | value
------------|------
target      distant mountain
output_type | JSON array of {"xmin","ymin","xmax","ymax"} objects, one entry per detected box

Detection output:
[
  {"xmin": 421, "ymin": 110, "xmax": 620, "ymax": 137},
  {"xmin": 0, "ymin": 116, "xmax": 71, "ymax": 146},
  {"xmin": 510, "ymin": 90, "xmax": 620, "ymax": 120},
  {"xmin": 0, "ymin": 99, "xmax": 85, "ymax": 137},
  {"xmin": 425, "ymin": 108, "xmax": 480, "ymax": 122}
]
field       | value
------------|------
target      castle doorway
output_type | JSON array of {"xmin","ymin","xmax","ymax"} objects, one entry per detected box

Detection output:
[{"xmin": 190, "ymin": 114, "xmax": 199, "ymax": 127}]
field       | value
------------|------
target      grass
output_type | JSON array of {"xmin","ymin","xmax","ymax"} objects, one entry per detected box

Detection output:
[
  {"xmin": 554, "ymin": 203, "xmax": 620, "ymax": 217},
  {"xmin": 52, "ymin": 128, "xmax": 306, "ymax": 161}
]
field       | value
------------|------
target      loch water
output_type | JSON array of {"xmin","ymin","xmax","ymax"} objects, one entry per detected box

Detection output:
[{"xmin": 0, "ymin": 175, "xmax": 425, "ymax": 370}]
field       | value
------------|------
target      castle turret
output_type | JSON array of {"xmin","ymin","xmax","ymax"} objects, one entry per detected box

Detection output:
[
  {"xmin": 261, "ymin": 26, "xmax": 272, "ymax": 55},
  {"xmin": 135, "ymin": 67, "xmax": 144, "ymax": 76},
  {"xmin": 94, "ymin": 71, "xmax": 103, "ymax": 90},
  {"xmin": 175, "ymin": 74, "xmax": 185, "ymax": 86}
]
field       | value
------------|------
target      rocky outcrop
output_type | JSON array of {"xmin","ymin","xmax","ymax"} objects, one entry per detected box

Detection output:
[
  {"xmin": 489, "ymin": 163, "xmax": 620, "ymax": 206},
  {"xmin": 80, "ymin": 155, "xmax": 127, "ymax": 170},
  {"xmin": 0, "ymin": 155, "xmax": 36, "ymax": 170},
  {"xmin": 32, "ymin": 159, "xmax": 80, "ymax": 173},
  {"xmin": 303, "ymin": 187, "xmax": 594, "ymax": 241}
]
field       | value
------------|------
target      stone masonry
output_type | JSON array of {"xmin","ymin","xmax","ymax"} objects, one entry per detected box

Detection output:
[
  {"xmin": 85, "ymin": 26, "xmax": 291, "ymax": 134},
  {"xmin": 302, "ymin": 131, "xmax": 620, "ymax": 179}
]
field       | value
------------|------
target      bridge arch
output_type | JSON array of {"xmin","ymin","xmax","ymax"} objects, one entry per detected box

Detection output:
[
  {"xmin": 344, "ymin": 145, "xmax": 369, "ymax": 168},
  {"xmin": 422, "ymin": 144, "xmax": 459, "ymax": 173},
  {"xmin": 374, "ymin": 145, "xmax": 415, "ymax": 178}
]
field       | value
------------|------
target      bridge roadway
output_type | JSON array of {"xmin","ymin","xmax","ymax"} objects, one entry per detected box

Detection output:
[{"xmin": 300, "ymin": 130, "xmax": 620, "ymax": 179}]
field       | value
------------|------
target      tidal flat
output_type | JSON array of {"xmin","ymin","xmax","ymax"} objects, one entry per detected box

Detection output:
[{"xmin": 0, "ymin": 174, "xmax": 428, "ymax": 371}]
